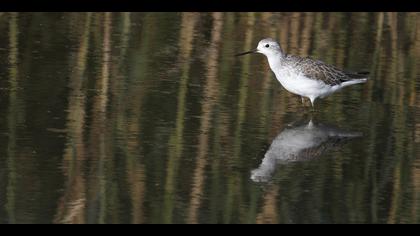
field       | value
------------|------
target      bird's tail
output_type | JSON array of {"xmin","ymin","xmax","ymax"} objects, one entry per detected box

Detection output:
[
  {"xmin": 340, "ymin": 71, "xmax": 369, "ymax": 87},
  {"xmin": 341, "ymin": 78, "xmax": 368, "ymax": 88}
]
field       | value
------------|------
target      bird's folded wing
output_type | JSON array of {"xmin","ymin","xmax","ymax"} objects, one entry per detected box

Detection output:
[{"xmin": 291, "ymin": 56, "xmax": 350, "ymax": 86}]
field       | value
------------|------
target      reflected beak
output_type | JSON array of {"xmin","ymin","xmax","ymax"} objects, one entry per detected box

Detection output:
[{"xmin": 235, "ymin": 49, "xmax": 258, "ymax": 57}]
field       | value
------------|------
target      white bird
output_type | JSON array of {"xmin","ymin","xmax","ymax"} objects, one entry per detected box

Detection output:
[
  {"xmin": 236, "ymin": 38, "xmax": 369, "ymax": 108},
  {"xmin": 250, "ymin": 120, "xmax": 362, "ymax": 183}
]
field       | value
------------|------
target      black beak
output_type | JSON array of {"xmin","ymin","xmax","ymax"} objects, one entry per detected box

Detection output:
[{"xmin": 235, "ymin": 49, "xmax": 258, "ymax": 57}]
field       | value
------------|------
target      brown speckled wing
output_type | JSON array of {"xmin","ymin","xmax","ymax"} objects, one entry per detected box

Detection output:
[{"xmin": 286, "ymin": 55, "xmax": 350, "ymax": 86}]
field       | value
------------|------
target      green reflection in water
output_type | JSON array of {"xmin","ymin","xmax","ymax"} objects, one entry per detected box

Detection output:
[{"xmin": 0, "ymin": 12, "xmax": 419, "ymax": 224}]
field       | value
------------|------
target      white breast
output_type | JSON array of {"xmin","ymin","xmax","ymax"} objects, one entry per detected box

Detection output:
[{"xmin": 273, "ymin": 69, "xmax": 335, "ymax": 99}]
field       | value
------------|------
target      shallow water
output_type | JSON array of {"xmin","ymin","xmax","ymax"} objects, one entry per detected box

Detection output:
[{"xmin": 0, "ymin": 12, "xmax": 419, "ymax": 223}]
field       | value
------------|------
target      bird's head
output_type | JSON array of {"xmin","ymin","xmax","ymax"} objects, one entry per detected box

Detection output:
[{"xmin": 235, "ymin": 38, "xmax": 283, "ymax": 57}]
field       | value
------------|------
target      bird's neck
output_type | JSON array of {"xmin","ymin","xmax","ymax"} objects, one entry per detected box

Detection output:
[{"xmin": 266, "ymin": 52, "xmax": 285, "ymax": 73}]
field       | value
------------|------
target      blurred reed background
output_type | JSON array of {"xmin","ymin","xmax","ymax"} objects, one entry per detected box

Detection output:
[{"xmin": 0, "ymin": 12, "xmax": 419, "ymax": 223}]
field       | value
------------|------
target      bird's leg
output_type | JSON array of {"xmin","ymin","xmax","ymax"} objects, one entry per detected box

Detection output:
[{"xmin": 309, "ymin": 98, "xmax": 315, "ymax": 112}]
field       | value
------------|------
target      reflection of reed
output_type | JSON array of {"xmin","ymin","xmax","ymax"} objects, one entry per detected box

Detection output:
[
  {"xmin": 187, "ymin": 12, "xmax": 223, "ymax": 224},
  {"xmin": 412, "ymin": 109, "xmax": 420, "ymax": 220},
  {"xmin": 300, "ymin": 13, "xmax": 314, "ymax": 57},
  {"xmin": 256, "ymin": 186, "xmax": 279, "ymax": 224},
  {"xmin": 99, "ymin": 13, "xmax": 112, "ymax": 114},
  {"xmin": 389, "ymin": 13, "xmax": 400, "ymax": 106},
  {"xmin": 367, "ymin": 12, "xmax": 384, "ymax": 99},
  {"xmin": 113, "ymin": 12, "xmax": 147, "ymax": 224},
  {"xmin": 54, "ymin": 13, "xmax": 92, "ymax": 224},
  {"xmin": 416, "ymin": 46, "xmax": 420, "ymax": 198},
  {"xmin": 278, "ymin": 14, "xmax": 289, "ymax": 54},
  {"xmin": 120, "ymin": 13, "xmax": 153, "ymax": 224},
  {"xmin": 408, "ymin": 13, "xmax": 418, "ymax": 107},
  {"xmin": 388, "ymin": 163, "xmax": 402, "ymax": 224},
  {"xmin": 233, "ymin": 12, "xmax": 255, "ymax": 162},
  {"xmin": 162, "ymin": 12, "xmax": 198, "ymax": 224},
  {"xmin": 288, "ymin": 12, "xmax": 300, "ymax": 55},
  {"xmin": 85, "ymin": 12, "xmax": 112, "ymax": 224},
  {"xmin": 6, "ymin": 12, "xmax": 19, "ymax": 224},
  {"xmin": 223, "ymin": 12, "xmax": 255, "ymax": 224},
  {"xmin": 258, "ymin": 13, "xmax": 276, "ymax": 133},
  {"xmin": 98, "ymin": 12, "xmax": 112, "ymax": 224},
  {"xmin": 255, "ymin": 15, "xmax": 280, "ymax": 222},
  {"xmin": 120, "ymin": 13, "xmax": 131, "ymax": 61}
]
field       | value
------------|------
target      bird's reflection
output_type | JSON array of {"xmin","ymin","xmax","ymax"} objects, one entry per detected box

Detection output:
[{"xmin": 251, "ymin": 119, "xmax": 362, "ymax": 183}]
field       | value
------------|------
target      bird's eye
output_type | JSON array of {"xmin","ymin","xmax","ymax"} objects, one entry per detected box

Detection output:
[{"xmin": 265, "ymin": 44, "xmax": 269, "ymax": 48}]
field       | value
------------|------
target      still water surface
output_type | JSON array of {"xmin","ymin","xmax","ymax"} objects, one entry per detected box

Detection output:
[{"xmin": 0, "ymin": 12, "xmax": 419, "ymax": 223}]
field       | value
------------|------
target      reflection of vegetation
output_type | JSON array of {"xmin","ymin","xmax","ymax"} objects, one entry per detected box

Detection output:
[
  {"xmin": 187, "ymin": 12, "xmax": 223, "ymax": 224},
  {"xmin": 163, "ymin": 12, "xmax": 199, "ymax": 224},
  {"xmin": 6, "ymin": 12, "xmax": 19, "ymax": 224},
  {"xmin": 54, "ymin": 12, "xmax": 92, "ymax": 224},
  {"xmin": 0, "ymin": 12, "xmax": 420, "ymax": 223}
]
